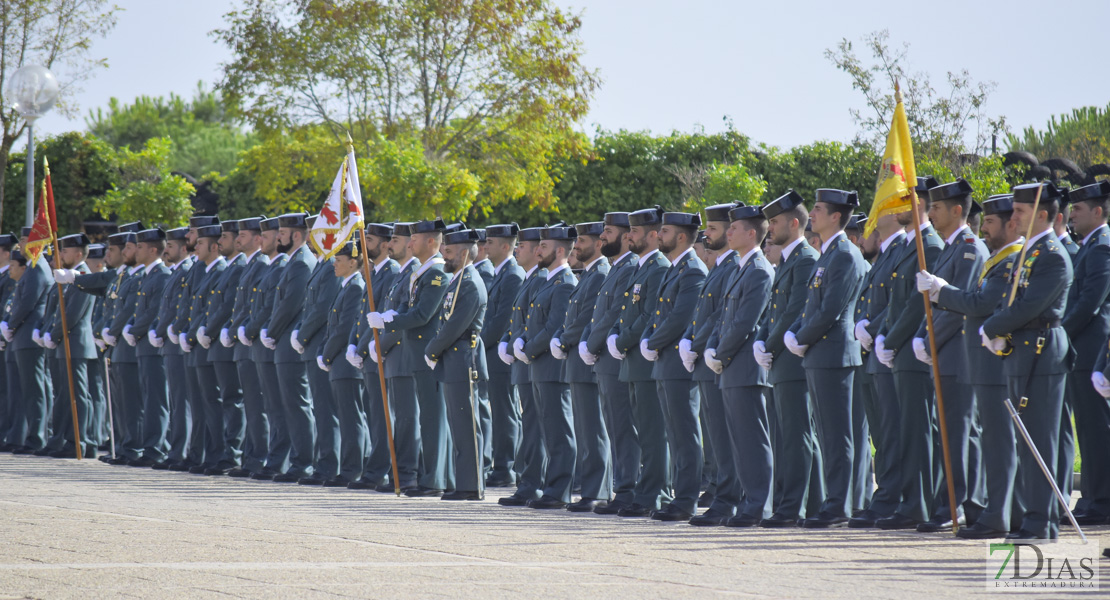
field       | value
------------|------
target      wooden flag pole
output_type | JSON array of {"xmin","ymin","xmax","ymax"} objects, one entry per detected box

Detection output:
[{"xmin": 908, "ymin": 189, "xmax": 958, "ymax": 534}]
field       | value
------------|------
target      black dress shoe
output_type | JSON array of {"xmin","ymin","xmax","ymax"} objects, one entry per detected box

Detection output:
[
  {"xmin": 529, "ymin": 496, "xmax": 567, "ymax": 509},
  {"xmin": 916, "ymin": 514, "xmax": 965, "ymax": 533},
  {"xmin": 484, "ymin": 473, "xmax": 516, "ymax": 488},
  {"xmin": 150, "ymin": 461, "xmax": 171, "ymax": 470},
  {"xmin": 442, "ymin": 490, "xmax": 483, "ymax": 501},
  {"xmin": 726, "ymin": 514, "xmax": 761, "ymax": 528},
  {"xmin": 1005, "ymin": 529, "xmax": 1044, "ymax": 540},
  {"xmin": 47, "ymin": 448, "xmax": 81, "ymax": 458},
  {"xmin": 129, "ymin": 457, "xmax": 157, "ymax": 468},
  {"xmin": 323, "ymin": 477, "xmax": 351, "ymax": 488},
  {"xmin": 0, "ymin": 443, "xmax": 13, "ymax": 452},
  {"xmin": 498, "ymin": 493, "xmax": 533, "ymax": 507},
  {"xmin": 204, "ymin": 466, "xmax": 232, "ymax": 476},
  {"xmin": 697, "ymin": 491, "xmax": 715, "ymax": 508},
  {"xmin": 848, "ymin": 509, "xmax": 883, "ymax": 528},
  {"xmin": 226, "ymin": 467, "xmax": 252, "ymax": 477},
  {"xmin": 689, "ymin": 508, "xmax": 732, "ymax": 526},
  {"xmin": 346, "ymin": 479, "xmax": 376, "ymax": 490},
  {"xmin": 187, "ymin": 465, "xmax": 208, "ymax": 474},
  {"xmin": 566, "ymin": 498, "xmax": 601, "ymax": 513},
  {"xmin": 803, "ymin": 511, "xmax": 850, "ymax": 528},
  {"xmin": 249, "ymin": 470, "xmax": 276, "ymax": 480},
  {"xmin": 876, "ymin": 514, "xmax": 922, "ymax": 530},
  {"xmin": 593, "ymin": 500, "xmax": 628, "ymax": 515},
  {"xmin": 167, "ymin": 462, "xmax": 192, "ymax": 472},
  {"xmin": 617, "ymin": 503, "xmax": 652, "ymax": 518},
  {"xmin": 272, "ymin": 472, "xmax": 304, "ymax": 483},
  {"xmin": 956, "ymin": 523, "xmax": 1009, "ymax": 539},
  {"xmin": 32, "ymin": 447, "xmax": 53, "ymax": 456},
  {"xmin": 652, "ymin": 504, "xmax": 693, "ymax": 522},
  {"xmin": 108, "ymin": 456, "xmax": 131, "ymax": 466},
  {"xmin": 1075, "ymin": 511, "xmax": 1110, "ymax": 526},
  {"xmin": 98, "ymin": 454, "xmax": 112, "ymax": 463},
  {"xmin": 374, "ymin": 482, "xmax": 404, "ymax": 493},
  {"xmin": 298, "ymin": 476, "xmax": 326, "ymax": 485},
  {"xmin": 760, "ymin": 513, "xmax": 801, "ymax": 528},
  {"xmin": 404, "ymin": 486, "xmax": 443, "ymax": 497},
  {"xmin": 11, "ymin": 446, "xmax": 36, "ymax": 455}
]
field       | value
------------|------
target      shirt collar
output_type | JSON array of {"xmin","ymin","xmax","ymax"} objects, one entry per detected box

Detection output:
[
  {"xmin": 272, "ymin": 252, "xmax": 288, "ymax": 262},
  {"xmin": 494, "ymin": 256, "xmax": 514, "ymax": 275},
  {"xmin": 670, "ymin": 247, "xmax": 694, "ymax": 266},
  {"xmin": 524, "ymin": 264, "xmax": 538, "ymax": 278},
  {"xmin": 1028, "ymin": 227, "xmax": 1053, "ymax": 248},
  {"xmin": 821, "ymin": 231, "xmax": 845, "ymax": 254},
  {"xmin": 204, "ymin": 257, "xmax": 223, "ymax": 273},
  {"xmin": 905, "ymin": 221, "xmax": 931, "ymax": 243},
  {"xmin": 399, "ymin": 256, "xmax": 418, "ymax": 272},
  {"xmin": 584, "ymin": 255, "xmax": 605, "ymax": 272},
  {"xmin": 994, "ymin": 238, "xmax": 1023, "ymax": 256},
  {"xmin": 546, "ymin": 264, "xmax": 569, "ymax": 281},
  {"xmin": 1082, "ymin": 224, "xmax": 1108, "ymax": 246},
  {"xmin": 613, "ymin": 251, "xmax": 632, "ymax": 266},
  {"xmin": 737, "ymin": 246, "xmax": 761, "ymax": 269},
  {"xmin": 880, "ymin": 230, "xmax": 904, "ymax": 253},
  {"xmin": 143, "ymin": 258, "xmax": 164, "ymax": 275},
  {"xmin": 780, "ymin": 237, "xmax": 804, "ymax": 261},
  {"xmin": 341, "ymin": 272, "xmax": 358, "ymax": 288},
  {"xmin": 128, "ymin": 264, "xmax": 144, "ymax": 275},
  {"xmin": 373, "ymin": 257, "xmax": 389, "ymax": 273},
  {"xmin": 1058, "ymin": 232, "xmax": 1071, "ymax": 243},
  {"xmin": 116, "ymin": 265, "xmax": 127, "ymax": 274},
  {"xmin": 0, "ymin": 264, "xmax": 9, "ymax": 275},
  {"xmin": 637, "ymin": 249, "xmax": 660, "ymax": 269},
  {"xmin": 944, "ymin": 225, "xmax": 969, "ymax": 246},
  {"xmin": 715, "ymin": 249, "xmax": 736, "ymax": 266},
  {"xmin": 245, "ymin": 248, "xmax": 261, "ymax": 263}
]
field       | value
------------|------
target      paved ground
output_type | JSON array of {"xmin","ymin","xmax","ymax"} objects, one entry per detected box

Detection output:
[{"xmin": 0, "ymin": 454, "xmax": 1106, "ymax": 599}]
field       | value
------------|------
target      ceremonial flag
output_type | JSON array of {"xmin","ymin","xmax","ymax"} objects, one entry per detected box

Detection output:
[
  {"xmin": 23, "ymin": 157, "xmax": 57, "ymax": 265},
  {"xmin": 864, "ymin": 83, "xmax": 917, "ymax": 237},
  {"xmin": 309, "ymin": 145, "xmax": 365, "ymax": 260}
]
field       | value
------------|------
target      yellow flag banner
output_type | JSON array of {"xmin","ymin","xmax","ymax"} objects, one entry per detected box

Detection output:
[{"xmin": 865, "ymin": 84, "xmax": 917, "ymax": 237}]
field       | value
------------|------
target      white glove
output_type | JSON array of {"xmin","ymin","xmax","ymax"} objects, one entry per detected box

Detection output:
[
  {"xmin": 347, "ymin": 344, "xmax": 364, "ymax": 369},
  {"xmin": 912, "ymin": 337, "xmax": 932, "ymax": 366},
  {"xmin": 382, "ymin": 309, "xmax": 398, "ymax": 323},
  {"xmin": 979, "ymin": 325, "xmax": 1007, "ymax": 354},
  {"xmin": 704, "ymin": 348, "xmax": 724, "ymax": 374},
  {"xmin": 916, "ymin": 270, "xmax": 948, "ymax": 302},
  {"xmin": 219, "ymin": 328, "xmax": 233, "ymax": 348},
  {"xmin": 606, "ymin": 334, "xmax": 625, "ymax": 360},
  {"xmin": 366, "ymin": 312, "xmax": 385, "ymax": 329},
  {"xmin": 43, "ymin": 332, "xmax": 56, "ymax": 349},
  {"xmin": 368, "ymin": 339, "xmax": 379, "ymax": 363},
  {"xmin": 1091, "ymin": 371, "xmax": 1110, "ymax": 399},
  {"xmin": 180, "ymin": 337, "xmax": 192, "ymax": 353},
  {"xmin": 0, "ymin": 321, "xmax": 11, "ymax": 342},
  {"xmin": 167, "ymin": 324, "xmax": 177, "ymax": 339},
  {"xmin": 875, "ymin": 334, "xmax": 895, "ymax": 368},
  {"xmin": 123, "ymin": 324, "xmax": 137, "ymax": 347},
  {"xmin": 550, "ymin": 338, "xmax": 568, "ymax": 360},
  {"xmin": 639, "ymin": 338, "xmax": 659, "ymax": 361},
  {"xmin": 316, "ymin": 355, "xmax": 329, "ymax": 372},
  {"xmin": 578, "ymin": 341, "xmax": 597, "ymax": 366},
  {"xmin": 512, "ymin": 337, "xmax": 530, "ymax": 364},
  {"xmin": 678, "ymin": 338, "xmax": 697, "ymax": 364},
  {"xmin": 101, "ymin": 327, "xmax": 118, "ymax": 347},
  {"xmin": 237, "ymin": 325, "xmax": 252, "ymax": 346},
  {"xmin": 290, "ymin": 330, "xmax": 305, "ymax": 354},
  {"xmin": 784, "ymin": 331, "xmax": 808, "ymax": 357},
  {"xmin": 148, "ymin": 329, "xmax": 164, "ymax": 348},
  {"xmin": 498, "ymin": 341, "xmax": 515, "ymax": 365},
  {"xmin": 197, "ymin": 326, "xmax": 211, "ymax": 349},
  {"xmin": 95, "ymin": 338, "xmax": 106, "ymax": 352},
  {"xmin": 753, "ymin": 340, "xmax": 773, "ymax": 370},
  {"xmin": 53, "ymin": 268, "xmax": 77, "ymax": 284},
  {"xmin": 260, "ymin": 328, "xmax": 276, "ymax": 350},
  {"xmin": 424, "ymin": 355, "xmax": 438, "ymax": 370},
  {"xmin": 854, "ymin": 319, "xmax": 874, "ymax": 351},
  {"xmin": 32, "ymin": 328, "xmax": 43, "ymax": 346},
  {"xmin": 682, "ymin": 355, "xmax": 696, "ymax": 372}
]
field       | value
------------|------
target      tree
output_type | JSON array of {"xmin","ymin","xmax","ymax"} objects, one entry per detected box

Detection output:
[
  {"xmin": 214, "ymin": 0, "xmax": 599, "ymax": 215},
  {"xmin": 915, "ymin": 153, "xmax": 1019, "ymax": 203},
  {"xmin": 1006, "ymin": 104, "xmax": 1110, "ymax": 170},
  {"xmin": 749, "ymin": 140, "xmax": 879, "ymax": 211},
  {"xmin": 824, "ymin": 30, "xmax": 1007, "ymax": 172},
  {"xmin": 93, "ymin": 137, "xmax": 196, "ymax": 228},
  {"xmin": 86, "ymin": 83, "xmax": 255, "ymax": 178},
  {"xmin": 0, "ymin": 0, "xmax": 120, "ymax": 228}
]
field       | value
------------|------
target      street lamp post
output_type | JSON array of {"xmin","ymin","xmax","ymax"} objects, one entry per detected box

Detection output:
[{"xmin": 6, "ymin": 65, "xmax": 60, "ymax": 227}]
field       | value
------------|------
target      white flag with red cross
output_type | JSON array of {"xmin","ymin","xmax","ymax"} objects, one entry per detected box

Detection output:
[{"xmin": 309, "ymin": 146, "xmax": 364, "ymax": 260}]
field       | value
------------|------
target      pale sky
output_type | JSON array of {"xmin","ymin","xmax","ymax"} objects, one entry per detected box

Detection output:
[{"xmin": 30, "ymin": 0, "xmax": 1110, "ymax": 152}]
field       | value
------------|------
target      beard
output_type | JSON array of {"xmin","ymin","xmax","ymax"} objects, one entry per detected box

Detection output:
[
  {"xmin": 628, "ymin": 236, "xmax": 647, "ymax": 255},
  {"xmin": 367, "ymin": 244, "xmax": 382, "ymax": 261},
  {"xmin": 277, "ymin": 240, "xmax": 293, "ymax": 254},
  {"xmin": 861, "ymin": 246, "xmax": 878, "ymax": 261},
  {"xmin": 658, "ymin": 236, "xmax": 676, "ymax": 255},
  {"xmin": 536, "ymin": 250, "xmax": 555, "ymax": 271},
  {"xmin": 705, "ymin": 232, "xmax": 727, "ymax": 251},
  {"xmin": 600, "ymin": 237, "xmax": 622, "ymax": 258},
  {"xmin": 185, "ymin": 240, "xmax": 196, "ymax": 252}
]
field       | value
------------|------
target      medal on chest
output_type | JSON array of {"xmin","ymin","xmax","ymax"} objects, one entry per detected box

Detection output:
[
  {"xmin": 813, "ymin": 267, "xmax": 825, "ymax": 288},
  {"xmin": 632, "ymin": 283, "xmax": 642, "ymax": 304},
  {"xmin": 1018, "ymin": 250, "xmax": 1039, "ymax": 288},
  {"xmin": 443, "ymin": 291, "xmax": 454, "ymax": 311}
]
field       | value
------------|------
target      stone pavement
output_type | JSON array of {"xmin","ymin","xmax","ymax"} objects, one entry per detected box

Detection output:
[{"xmin": 0, "ymin": 454, "xmax": 1105, "ymax": 599}]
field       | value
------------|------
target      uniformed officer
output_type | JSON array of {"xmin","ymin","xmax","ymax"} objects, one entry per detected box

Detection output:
[
  {"xmin": 222, "ymin": 218, "xmax": 269, "ymax": 477},
  {"xmin": 123, "ymin": 228, "xmax": 172, "ymax": 466},
  {"xmin": 0, "ymin": 234, "xmax": 17, "ymax": 449},
  {"xmin": 496, "ymin": 226, "xmax": 548, "ymax": 506},
  {"xmin": 345, "ymin": 223, "xmax": 402, "ymax": 490},
  {"xmin": 368, "ymin": 218, "xmax": 452, "ymax": 496},
  {"xmin": 873, "ymin": 178, "xmax": 944, "ymax": 529},
  {"xmin": 426, "ymin": 228, "xmax": 489, "ymax": 500},
  {"xmin": 606, "ymin": 206, "xmax": 672, "ymax": 517},
  {"xmin": 980, "ymin": 182, "xmax": 1073, "ymax": 540},
  {"xmin": 911, "ymin": 179, "xmax": 988, "ymax": 532},
  {"xmin": 920, "ymin": 194, "xmax": 1024, "ymax": 538},
  {"xmin": 264, "ymin": 213, "xmax": 318, "ymax": 482},
  {"xmin": 641, "ymin": 212, "xmax": 707, "ymax": 521},
  {"xmin": 704, "ymin": 205, "xmax": 776, "ymax": 526},
  {"xmin": 84, "ymin": 243, "xmax": 108, "ymax": 450},
  {"xmin": 1061, "ymin": 181, "xmax": 1110, "ymax": 525},
  {"xmin": 154, "ymin": 228, "xmax": 195, "ymax": 469},
  {"xmin": 753, "ymin": 191, "xmax": 824, "ymax": 527},
  {"xmin": 784, "ymin": 189, "xmax": 869, "ymax": 528},
  {"xmin": 319, "ymin": 239, "xmax": 369, "ymax": 487},
  {"xmin": 101, "ymin": 223, "xmax": 146, "ymax": 465},
  {"xmin": 844, "ymin": 213, "xmax": 874, "ymax": 514},
  {"xmin": 580, "ymin": 213, "xmax": 638, "ymax": 515},
  {"xmin": 683, "ymin": 204, "xmax": 741, "ymax": 526},
  {"xmin": 513, "ymin": 225, "xmax": 579, "ymax": 508},
  {"xmin": 293, "ymin": 222, "xmax": 342, "ymax": 485},
  {"xmin": 181, "ymin": 223, "xmax": 227, "ymax": 473},
  {"xmin": 849, "ymin": 213, "xmax": 905, "ymax": 528},
  {"xmin": 480, "ymin": 224, "xmax": 525, "ymax": 488},
  {"xmin": 473, "ymin": 229, "xmax": 495, "ymax": 288},
  {"xmin": 1054, "ymin": 203, "xmax": 1079, "ymax": 259},
  {"xmin": 551, "ymin": 221, "xmax": 612, "ymax": 512}
]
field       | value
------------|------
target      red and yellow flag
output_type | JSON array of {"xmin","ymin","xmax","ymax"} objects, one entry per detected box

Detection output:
[
  {"xmin": 23, "ymin": 157, "xmax": 57, "ymax": 265},
  {"xmin": 865, "ymin": 83, "xmax": 917, "ymax": 237}
]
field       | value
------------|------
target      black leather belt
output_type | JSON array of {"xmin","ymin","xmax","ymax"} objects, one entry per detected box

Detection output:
[{"xmin": 1019, "ymin": 318, "xmax": 1061, "ymax": 331}]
